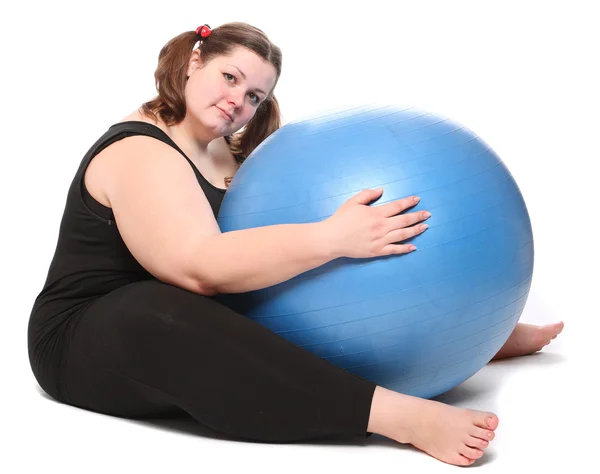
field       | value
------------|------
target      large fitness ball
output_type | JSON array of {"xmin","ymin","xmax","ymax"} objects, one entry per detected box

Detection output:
[{"xmin": 216, "ymin": 105, "xmax": 534, "ymax": 399}]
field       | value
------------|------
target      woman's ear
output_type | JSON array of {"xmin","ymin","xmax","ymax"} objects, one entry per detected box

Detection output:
[{"xmin": 187, "ymin": 49, "xmax": 202, "ymax": 78}]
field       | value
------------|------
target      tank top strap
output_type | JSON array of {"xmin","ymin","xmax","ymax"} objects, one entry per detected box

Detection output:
[
  {"xmin": 108, "ymin": 121, "xmax": 226, "ymax": 191},
  {"xmin": 78, "ymin": 121, "xmax": 227, "ymax": 222}
]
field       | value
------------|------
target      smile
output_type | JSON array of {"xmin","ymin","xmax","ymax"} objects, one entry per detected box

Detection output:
[{"xmin": 216, "ymin": 106, "xmax": 233, "ymax": 122}]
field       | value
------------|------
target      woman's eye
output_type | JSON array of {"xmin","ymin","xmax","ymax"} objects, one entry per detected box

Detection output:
[{"xmin": 224, "ymin": 73, "xmax": 260, "ymax": 105}]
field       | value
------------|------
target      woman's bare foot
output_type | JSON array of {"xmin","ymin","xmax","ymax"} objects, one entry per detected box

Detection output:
[
  {"xmin": 491, "ymin": 322, "xmax": 564, "ymax": 361},
  {"xmin": 368, "ymin": 386, "xmax": 498, "ymax": 466}
]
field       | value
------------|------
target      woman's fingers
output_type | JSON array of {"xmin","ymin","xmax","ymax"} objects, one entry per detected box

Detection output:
[
  {"xmin": 385, "ymin": 210, "xmax": 431, "ymax": 233},
  {"xmin": 383, "ymin": 222, "xmax": 429, "ymax": 246},
  {"xmin": 376, "ymin": 195, "xmax": 421, "ymax": 218},
  {"xmin": 380, "ymin": 242, "xmax": 418, "ymax": 256}
]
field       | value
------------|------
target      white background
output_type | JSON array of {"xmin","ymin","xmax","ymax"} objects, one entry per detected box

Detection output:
[{"xmin": 2, "ymin": 0, "xmax": 598, "ymax": 472}]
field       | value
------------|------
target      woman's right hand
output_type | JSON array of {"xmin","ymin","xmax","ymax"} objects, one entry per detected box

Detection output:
[{"xmin": 323, "ymin": 188, "xmax": 430, "ymax": 259}]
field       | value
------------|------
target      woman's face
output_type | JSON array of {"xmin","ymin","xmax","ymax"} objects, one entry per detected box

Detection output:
[{"xmin": 185, "ymin": 46, "xmax": 278, "ymax": 136}]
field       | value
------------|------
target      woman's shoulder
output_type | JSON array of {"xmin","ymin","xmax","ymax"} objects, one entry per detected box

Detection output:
[
  {"xmin": 115, "ymin": 108, "xmax": 239, "ymax": 183},
  {"xmin": 94, "ymin": 109, "xmax": 172, "ymax": 160},
  {"xmin": 84, "ymin": 110, "xmax": 175, "ymax": 208},
  {"xmin": 117, "ymin": 109, "xmax": 170, "ymax": 134}
]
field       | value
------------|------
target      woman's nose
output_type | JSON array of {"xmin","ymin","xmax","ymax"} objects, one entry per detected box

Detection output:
[{"xmin": 227, "ymin": 89, "xmax": 245, "ymax": 108}]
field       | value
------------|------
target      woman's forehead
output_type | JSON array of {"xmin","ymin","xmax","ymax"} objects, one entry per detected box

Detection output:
[{"xmin": 217, "ymin": 47, "xmax": 266, "ymax": 67}]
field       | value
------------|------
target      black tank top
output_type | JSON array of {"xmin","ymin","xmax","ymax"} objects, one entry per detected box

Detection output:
[{"xmin": 29, "ymin": 121, "xmax": 228, "ymax": 338}]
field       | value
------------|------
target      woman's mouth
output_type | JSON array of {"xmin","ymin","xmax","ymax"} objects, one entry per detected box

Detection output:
[{"xmin": 216, "ymin": 106, "xmax": 233, "ymax": 122}]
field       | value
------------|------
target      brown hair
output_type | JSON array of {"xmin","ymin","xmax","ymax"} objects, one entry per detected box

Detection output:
[{"xmin": 141, "ymin": 22, "xmax": 283, "ymax": 178}]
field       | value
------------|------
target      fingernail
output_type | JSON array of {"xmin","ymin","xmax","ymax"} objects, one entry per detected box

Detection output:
[
  {"xmin": 423, "ymin": 211, "xmax": 431, "ymax": 218},
  {"xmin": 420, "ymin": 224, "xmax": 428, "ymax": 231},
  {"xmin": 413, "ymin": 197, "xmax": 421, "ymax": 203},
  {"xmin": 409, "ymin": 245, "xmax": 417, "ymax": 251}
]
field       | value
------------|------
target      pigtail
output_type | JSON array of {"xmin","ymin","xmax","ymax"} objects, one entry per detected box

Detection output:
[
  {"xmin": 141, "ymin": 31, "xmax": 198, "ymax": 124},
  {"xmin": 228, "ymin": 95, "xmax": 282, "ymax": 164}
]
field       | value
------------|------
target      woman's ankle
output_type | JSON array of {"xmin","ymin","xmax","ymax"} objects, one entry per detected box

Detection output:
[{"xmin": 367, "ymin": 385, "xmax": 417, "ymax": 443}]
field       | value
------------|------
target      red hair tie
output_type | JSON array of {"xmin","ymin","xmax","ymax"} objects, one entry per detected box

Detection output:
[{"xmin": 196, "ymin": 24, "xmax": 212, "ymax": 39}]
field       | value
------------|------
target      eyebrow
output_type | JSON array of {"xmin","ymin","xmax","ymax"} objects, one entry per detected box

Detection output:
[{"xmin": 228, "ymin": 64, "xmax": 267, "ymax": 96}]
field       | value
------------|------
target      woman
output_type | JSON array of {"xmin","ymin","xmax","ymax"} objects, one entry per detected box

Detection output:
[{"xmin": 27, "ymin": 21, "xmax": 563, "ymax": 466}]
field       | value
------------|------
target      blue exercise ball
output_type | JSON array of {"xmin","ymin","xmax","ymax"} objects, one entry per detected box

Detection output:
[{"xmin": 217, "ymin": 104, "xmax": 534, "ymax": 399}]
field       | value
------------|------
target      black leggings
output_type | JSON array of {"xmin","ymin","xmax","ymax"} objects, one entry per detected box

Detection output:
[{"xmin": 55, "ymin": 280, "xmax": 376, "ymax": 442}]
